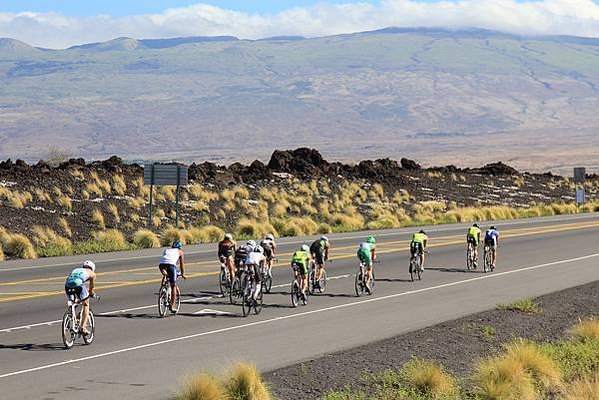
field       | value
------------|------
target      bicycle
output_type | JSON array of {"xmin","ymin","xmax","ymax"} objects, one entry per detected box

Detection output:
[
  {"xmin": 61, "ymin": 293, "xmax": 99, "ymax": 349},
  {"xmin": 409, "ymin": 251, "xmax": 427, "ymax": 282},
  {"xmin": 308, "ymin": 260, "xmax": 328, "ymax": 295},
  {"xmin": 291, "ymin": 263, "xmax": 308, "ymax": 307},
  {"xmin": 355, "ymin": 260, "xmax": 375, "ymax": 297},
  {"xmin": 261, "ymin": 257, "xmax": 276, "ymax": 294},
  {"xmin": 158, "ymin": 272, "xmax": 182, "ymax": 317},
  {"xmin": 466, "ymin": 242, "xmax": 477, "ymax": 271},
  {"xmin": 229, "ymin": 264, "xmax": 246, "ymax": 305},
  {"xmin": 483, "ymin": 244, "xmax": 495, "ymax": 273},
  {"xmin": 219, "ymin": 259, "xmax": 232, "ymax": 296},
  {"xmin": 241, "ymin": 265, "xmax": 263, "ymax": 317}
]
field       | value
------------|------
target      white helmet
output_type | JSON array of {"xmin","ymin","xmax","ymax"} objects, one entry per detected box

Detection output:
[
  {"xmin": 301, "ymin": 244, "xmax": 310, "ymax": 252},
  {"xmin": 254, "ymin": 245, "xmax": 264, "ymax": 253},
  {"xmin": 321, "ymin": 236, "xmax": 329, "ymax": 242},
  {"xmin": 247, "ymin": 240, "xmax": 256, "ymax": 247},
  {"xmin": 225, "ymin": 233, "xmax": 233, "ymax": 240},
  {"xmin": 265, "ymin": 233, "xmax": 274, "ymax": 240},
  {"xmin": 83, "ymin": 260, "xmax": 96, "ymax": 272}
]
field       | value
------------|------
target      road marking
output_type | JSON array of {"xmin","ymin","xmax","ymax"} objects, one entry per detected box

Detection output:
[
  {"xmin": 1, "ymin": 251, "xmax": 598, "ymax": 380},
  {"xmin": 194, "ymin": 309, "xmax": 236, "ymax": 316}
]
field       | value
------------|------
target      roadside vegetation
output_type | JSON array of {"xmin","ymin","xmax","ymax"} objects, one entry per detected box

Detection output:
[
  {"xmin": 320, "ymin": 318, "xmax": 599, "ymax": 400},
  {"xmin": 497, "ymin": 298, "xmax": 542, "ymax": 314}
]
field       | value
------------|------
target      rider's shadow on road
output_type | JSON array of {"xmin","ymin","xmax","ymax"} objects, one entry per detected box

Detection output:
[
  {"xmin": 0, "ymin": 343, "xmax": 67, "ymax": 351},
  {"xmin": 375, "ymin": 277, "xmax": 413, "ymax": 283},
  {"xmin": 96, "ymin": 313, "xmax": 163, "ymax": 319},
  {"xmin": 426, "ymin": 266, "xmax": 482, "ymax": 274}
]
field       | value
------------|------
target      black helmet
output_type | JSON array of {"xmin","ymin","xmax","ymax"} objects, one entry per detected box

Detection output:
[
  {"xmin": 172, "ymin": 240, "xmax": 183, "ymax": 249},
  {"xmin": 473, "ymin": 223, "xmax": 479, "ymax": 228},
  {"xmin": 490, "ymin": 226, "xmax": 496, "ymax": 230},
  {"xmin": 419, "ymin": 229, "xmax": 426, "ymax": 234}
]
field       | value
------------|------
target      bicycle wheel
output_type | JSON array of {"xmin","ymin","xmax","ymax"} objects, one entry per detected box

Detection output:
[
  {"xmin": 410, "ymin": 258, "xmax": 416, "ymax": 282},
  {"xmin": 317, "ymin": 269, "xmax": 327, "ymax": 293},
  {"xmin": 82, "ymin": 311, "xmax": 95, "ymax": 345},
  {"xmin": 254, "ymin": 286, "xmax": 263, "ymax": 315},
  {"xmin": 172, "ymin": 286, "xmax": 181, "ymax": 315},
  {"xmin": 466, "ymin": 249, "xmax": 473, "ymax": 271},
  {"xmin": 308, "ymin": 268, "xmax": 316, "ymax": 295},
  {"xmin": 219, "ymin": 268, "xmax": 229, "ymax": 296},
  {"xmin": 158, "ymin": 285, "xmax": 169, "ymax": 317},
  {"xmin": 263, "ymin": 274, "xmax": 272, "ymax": 294},
  {"xmin": 301, "ymin": 288, "xmax": 309, "ymax": 306},
  {"xmin": 230, "ymin": 277, "xmax": 242, "ymax": 305},
  {"xmin": 366, "ymin": 270, "xmax": 375, "ymax": 295},
  {"xmin": 61, "ymin": 310, "xmax": 76, "ymax": 349},
  {"xmin": 242, "ymin": 288, "xmax": 251, "ymax": 317},
  {"xmin": 291, "ymin": 281, "xmax": 299, "ymax": 308},
  {"xmin": 355, "ymin": 267, "xmax": 364, "ymax": 297}
]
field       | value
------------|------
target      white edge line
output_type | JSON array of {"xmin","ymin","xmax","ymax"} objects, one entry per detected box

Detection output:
[
  {"xmin": 1, "ymin": 252, "xmax": 598, "ymax": 380},
  {"xmin": 2, "ymin": 213, "xmax": 597, "ymax": 273}
]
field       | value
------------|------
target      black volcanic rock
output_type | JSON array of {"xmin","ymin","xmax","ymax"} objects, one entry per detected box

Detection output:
[
  {"xmin": 477, "ymin": 162, "xmax": 519, "ymax": 175},
  {"xmin": 267, "ymin": 148, "xmax": 329, "ymax": 176},
  {"xmin": 401, "ymin": 158, "xmax": 421, "ymax": 170}
]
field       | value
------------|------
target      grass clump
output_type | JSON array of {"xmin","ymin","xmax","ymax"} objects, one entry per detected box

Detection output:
[
  {"xmin": 133, "ymin": 229, "xmax": 160, "ymax": 249},
  {"xmin": 481, "ymin": 325, "xmax": 497, "ymax": 341},
  {"xmin": 561, "ymin": 372, "xmax": 599, "ymax": 400},
  {"xmin": 176, "ymin": 372, "xmax": 225, "ymax": 400},
  {"xmin": 91, "ymin": 208, "xmax": 105, "ymax": 229},
  {"xmin": 503, "ymin": 340, "xmax": 562, "ymax": 390},
  {"xmin": 161, "ymin": 227, "xmax": 188, "ymax": 246},
  {"xmin": 34, "ymin": 188, "xmax": 52, "ymax": 203},
  {"xmin": 542, "ymin": 332, "xmax": 599, "ymax": 381},
  {"xmin": 32, "ymin": 226, "xmax": 73, "ymax": 257},
  {"xmin": 112, "ymin": 175, "xmax": 127, "ymax": 196},
  {"xmin": 222, "ymin": 362, "xmax": 272, "ymax": 400},
  {"xmin": 235, "ymin": 219, "xmax": 277, "ymax": 240},
  {"xmin": 497, "ymin": 298, "xmax": 541, "ymax": 314},
  {"xmin": 400, "ymin": 358, "xmax": 459, "ymax": 398},
  {"xmin": 2, "ymin": 233, "xmax": 37, "ymax": 259},
  {"xmin": 57, "ymin": 195, "xmax": 72, "ymax": 211},
  {"xmin": 59, "ymin": 217, "xmax": 72, "ymax": 237},
  {"xmin": 474, "ymin": 354, "xmax": 537, "ymax": 400},
  {"xmin": 569, "ymin": 317, "xmax": 599, "ymax": 342},
  {"xmin": 187, "ymin": 226, "xmax": 225, "ymax": 244},
  {"xmin": 329, "ymin": 213, "xmax": 364, "ymax": 233},
  {"xmin": 108, "ymin": 203, "xmax": 120, "ymax": 224}
]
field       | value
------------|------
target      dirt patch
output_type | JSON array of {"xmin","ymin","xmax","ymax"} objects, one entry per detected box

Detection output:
[{"xmin": 264, "ymin": 280, "xmax": 599, "ymax": 400}]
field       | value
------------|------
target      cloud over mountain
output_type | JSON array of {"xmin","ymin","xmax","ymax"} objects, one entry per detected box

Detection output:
[{"xmin": 1, "ymin": 0, "xmax": 599, "ymax": 49}]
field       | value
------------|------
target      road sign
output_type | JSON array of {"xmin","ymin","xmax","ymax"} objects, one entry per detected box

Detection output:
[
  {"xmin": 574, "ymin": 167, "xmax": 586, "ymax": 184},
  {"xmin": 576, "ymin": 188, "xmax": 585, "ymax": 205},
  {"xmin": 143, "ymin": 163, "xmax": 188, "ymax": 186},
  {"xmin": 143, "ymin": 163, "xmax": 189, "ymax": 227}
]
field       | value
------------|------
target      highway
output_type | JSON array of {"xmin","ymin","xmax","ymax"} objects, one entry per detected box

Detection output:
[{"xmin": 1, "ymin": 213, "xmax": 599, "ymax": 399}]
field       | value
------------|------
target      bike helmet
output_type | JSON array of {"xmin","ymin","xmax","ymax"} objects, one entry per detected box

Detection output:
[
  {"xmin": 247, "ymin": 240, "xmax": 256, "ymax": 247},
  {"xmin": 254, "ymin": 245, "xmax": 264, "ymax": 253},
  {"xmin": 82, "ymin": 260, "xmax": 96, "ymax": 272},
  {"xmin": 172, "ymin": 240, "xmax": 183, "ymax": 249},
  {"xmin": 490, "ymin": 226, "xmax": 496, "ymax": 230},
  {"xmin": 419, "ymin": 229, "xmax": 426, "ymax": 234},
  {"xmin": 367, "ymin": 236, "xmax": 376, "ymax": 244},
  {"xmin": 320, "ymin": 236, "xmax": 329, "ymax": 242},
  {"xmin": 473, "ymin": 223, "xmax": 479, "ymax": 228},
  {"xmin": 301, "ymin": 244, "xmax": 310, "ymax": 252},
  {"xmin": 265, "ymin": 233, "xmax": 274, "ymax": 240},
  {"xmin": 224, "ymin": 233, "xmax": 233, "ymax": 240}
]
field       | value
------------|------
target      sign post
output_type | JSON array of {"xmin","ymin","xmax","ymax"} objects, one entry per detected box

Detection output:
[
  {"xmin": 573, "ymin": 167, "xmax": 586, "ymax": 207},
  {"xmin": 144, "ymin": 163, "xmax": 189, "ymax": 228}
]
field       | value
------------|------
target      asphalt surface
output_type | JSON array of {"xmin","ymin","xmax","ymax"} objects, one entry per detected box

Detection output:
[{"xmin": 1, "ymin": 213, "xmax": 599, "ymax": 399}]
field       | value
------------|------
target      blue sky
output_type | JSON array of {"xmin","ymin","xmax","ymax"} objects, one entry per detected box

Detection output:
[{"xmin": 2, "ymin": 1, "xmax": 382, "ymax": 16}]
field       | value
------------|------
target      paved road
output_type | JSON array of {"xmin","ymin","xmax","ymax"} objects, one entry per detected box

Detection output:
[{"xmin": 1, "ymin": 213, "xmax": 599, "ymax": 399}]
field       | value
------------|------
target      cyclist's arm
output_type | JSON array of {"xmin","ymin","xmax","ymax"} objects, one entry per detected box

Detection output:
[
  {"xmin": 371, "ymin": 246, "xmax": 377, "ymax": 260},
  {"xmin": 88, "ymin": 272, "xmax": 96, "ymax": 296},
  {"xmin": 178, "ymin": 250, "xmax": 186, "ymax": 277},
  {"xmin": 324, "ymin": 245, "xmax": 330, "ymax": 260}
]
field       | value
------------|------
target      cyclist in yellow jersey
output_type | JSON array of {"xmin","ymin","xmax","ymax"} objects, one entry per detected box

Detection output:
[
  {"xmin": 410, "ymin": 230, "xmax": 428, "ymax": 269},
  {"xmin": 466, "ymin": 223, "xmax": 482, "ymax": 268}
]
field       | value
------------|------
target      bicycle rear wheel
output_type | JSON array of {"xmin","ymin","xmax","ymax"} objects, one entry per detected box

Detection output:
[
  {"xmin": 410, "ymin": 258, "xmax": 416, "ymax": 282},
  {"xmin": 219, "ymin": 268, "xmax": 229, "ymax": 296},
  {"xmin": 230, "ymin": 277, "xmax": 242, "ymax": 305},
  {"xmin": 158, "ymin": 285, "xmax": 169, "ymax": 317},
  {"xmin": 308, "ymin": 268, "xmax": 316, "ymax": 295},
  {"xmin": 366, "ymin": 270, "xmax": 375, "ymax": 295},
  {"xmin": 82, "ymin": 311, "xmax": 95, "ymax": 345},
  {"xmin": 355, "ymin": 267, "xmax": 364, "ymax": 297},
  {"xmin": 61, "ymin": 310, "xmax": 76, "ymax": 349},
  {"xmin": 254, "ymin": 287, "xmax": 263, "ymax": 315},
  {"xmin": 416, "ymin": 260, "xmax": 423, "ymax": 281},
  {"xmin": 263, "ymin": 273, "xmax": 273, "ymax": 294},
  {"xmin": 242, "ymin": 289, "xmax": 251, "ymax": 317}
]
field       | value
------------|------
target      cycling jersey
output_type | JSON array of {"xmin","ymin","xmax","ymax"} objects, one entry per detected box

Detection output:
[
  {"xmin": 467, "ymin": 226, "xmax": 481, "ymax": 239},
  {"xmin": 357, "ymin": 242, "xmax": 375, "ymax": 267},
  {"xmin": 246, "ymin": 251, "xmax": 266, "ymax": 266},
  {"xmin": 411, "ymin": 233, "xmax": 428, "ymax": 245},
  {"xmin": 218, "ymin": 239, "xmax": 236, "ymax": 258},
  {"xmin": 235, "ymin": 247, "xmax": 249, "ymax": 265},
  {"xmin": 291, "ymin": 250, "xmax": 310, "ymax": 275},
  {"xmin": 260, "ymin": 239, "xmax": 275, "ymax": 259},
  {"xmin": 160, "ymin": 248, "xmax": 180, "ymax": 266},
  {"xmin": 485, "ymin": 229, "xmax": 499, "ymax": 246},
  {"xmin": 65, "ymin": 268, "xmax": 91, "ymax": 301}
]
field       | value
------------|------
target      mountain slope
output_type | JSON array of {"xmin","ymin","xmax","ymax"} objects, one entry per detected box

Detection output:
[{"xmin": 0, "ymin": 29, "xmax": 598, "ymax": 173}]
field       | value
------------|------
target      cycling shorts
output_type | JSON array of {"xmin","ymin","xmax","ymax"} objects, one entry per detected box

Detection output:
[
  {"xmin": 292, "ymin": 262, "xmax": 309, "ymax": 276},
  {"xmin": 485, "ymin": 238, "xmax": 498, "ymax": 248},
  {"xmin": 467, "ymin": 236, "xmax": 479, "ymax": 246},
  {"xmin": 312, "ymin": 249, "xmax": 325, "ymax": 265},
  {"xmin": 410, "ymin": 241, "xmax": 423, "ymax": 255},
  {"xmin": 357, "ymin": 249, "xmax": 372, "ymax": 267},
  {"xmin": 65, "ymin": 284, "xmax": 89, "ymax": 302},
  {"xmin": 159, "ymin": 263, "xmax": 178, "ymax": 284},
  {"xmin": 263, "ymin": 246, "xmax": 273, "ymax": 261}
]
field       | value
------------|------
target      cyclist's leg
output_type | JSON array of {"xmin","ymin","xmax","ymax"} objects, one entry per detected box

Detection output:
[
  {"xmin": 226, "ymin": 256, "xmax": 235, "ymax": 283},
  {"xmin": 78, "ymin": 286, "xmax": 90, "ymax": 333},
  {"xmin": 165, "ymin": 264, "xmax": 177, "ymax": 309},
  {"xmin": 301, "ymin": 262, "xmax": 309, "ymax": 293},
  {"xmin": 316, "ymin": 251, "xmax": 325, "ymax": 280}
]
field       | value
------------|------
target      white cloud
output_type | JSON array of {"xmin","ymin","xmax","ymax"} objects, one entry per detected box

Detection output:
[{"xmin": 1, "ymin": 0, "xmax": 598, "ymax": 49}]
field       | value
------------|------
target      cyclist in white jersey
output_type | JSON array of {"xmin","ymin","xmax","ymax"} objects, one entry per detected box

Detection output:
[
  {"xmin": 245, "ymin": 245, "xmax": 266, "ymax": 299},
  {"xmin": 159, "ymin": 240, "xmax": 186, "ymax": 312}
]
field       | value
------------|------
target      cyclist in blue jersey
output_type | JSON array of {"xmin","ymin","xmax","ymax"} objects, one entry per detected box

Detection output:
[
  {"xmin": 64, "ymin": 260, "xmax": 97, "ymax": 336},
  {"xmin": 484, "ymin": 226, "xmax": 500, "ymax": 269}
]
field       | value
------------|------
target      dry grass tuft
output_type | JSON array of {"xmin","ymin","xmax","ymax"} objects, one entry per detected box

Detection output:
[
  {"xmin": 32, "ymin": 226, "xmax": 72, "ymax": 257},
  {"xmin": 561, "ymin": 372, "xmax": 599, "ymax": 400},
  {"xmin": 187, "ymin": 226, "xmax": 225, "ymax": 244},
  {"xmin": 497, "ymin": 298, "xmax": 542, "ymax": 314},
  {"xmin": 235, "ymin": 219, "xmax": 277, "ymax": 240},
  {"xmin": 133, "ymin": 229, "xmax": 160, "ymax": 249},
  {"xmin": 400, "ymin": 358, "xmax": 458, "ymax": 398},
  {"xmin": 160, "ymin": 227, "xmax": 188, "ymax": 246},
  {"xmin": 57, "ymin": 195, "xmax": 72, "ymax": 211},
  {"xmin": 474, "ymin": 355, "xmax": 537, "ymax": 400},
  {"xmin": 177, "ymin": 372, "xmax": 225, "ymax": 400},
  {"xmin": 2, "ymin": 233, "xmax": 37, "ymax": 259},
  {"xmin": 92, "ymin": 229, "xmax": 129, "ymax": 251},
  {"xmin": 223, "ymin": 362, "xmax": 272, "ymax": 400},
  {"xmin": 58, "ymin": 217, "xmax": 72, "ymax": 237},
  {"xmin": 91, "ymin": 209, "xmax": 105, "ymax": 229},
  {"xmin": 112, "ymin": 175, "xmax": 127, "ymax": 196},
  {"xmin": 34, "ymin": 188, "xmax": 52, "ymax": 203},
  {"xmin": 569, "ymin": 318, "xmax": 599, "ymax": 342},
  {"xmin": 108, "ymin": 203, "xmax": 120, "ymax": 224},
  {"xmin": 504, "ymin": 340, "xmax": 562, "ymax": 390}
]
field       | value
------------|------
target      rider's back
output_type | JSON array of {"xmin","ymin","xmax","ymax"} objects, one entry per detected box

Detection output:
[
  {"xmin": 65, "ymin": 268, "xmax": 90, "ymax": 288},
  {"xmin": 161, "ymin": 248, "xmax": 180, "ymax": 265}
]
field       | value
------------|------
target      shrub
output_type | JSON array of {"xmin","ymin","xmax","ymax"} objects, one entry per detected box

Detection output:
[
  {"xmin": 400, "ymin": 358, "xmax": 459, "ymax": 398},
  {"xmin": 177, "ymin": 372, "xmax": 225, "ymax": 400},
  {"xmin": 72, "ymin": 229, "xmax": 129, "ymax": 254},
  {"xmin": 235, "ymin": 219, "xmax": 277, "ymax": 240},
  {"xmin": 108, "ymin": 203, "xmax": 120, "ymax": 224},
  {"xmin": 276, "ymin": 217, "xmax": 318, "ymax": 237},
  {"xmin": 58, "ymin": 217, "xmax": 72, "ymax": 237},
  {"xmin": 329, "ymin": 213, "xmax": 364, "ymax": 232},
  {"xmin": 128, "ymin": 196, "xmax": 145, "ymax": 210},
  {"xmin": 85, "ymin": 182, "xmax": 103, "ymax": 198},
  {"xmin": 367, "ymin": 214, "xmax": 400, "ymax": 230},
  {"xmin": 3, "ymin": 233, "xmax": 37, "ymax": 259},
  {"xmin": 32, "ymin": 226, "xmax": 72, "ymax": 257},
  {"xmin": 133, "ymin": 229, "xmax": 160, "ymax": 249},
  {"xmin": 317, "ymin": 223, "xmax": 332, "ymax": 234},
  {"xmin": 34, "ymin": 188, "xmax": 52, "ymax": 203},
  {"xmin": 543, "ymin": 336, "xmax": 599, "ymax": 380},
  {"xmin": 91, "ymin": 209, "xmax": 105, "ymax": 229},
  {"xmin": 112, "ymin": 175, "xmax": 127, "ymax": 196},
  {"xmin": 497, "ymin": 298, "xmax": 542, "ymax": 314},
  {"xmin": 569, "ymin": 318, "xmax": 599, "ymax": 342},
  {"xmin": 160, "ymin": 227, "xmax": 187, "ymax": 246},
  {"xmin": 504, "ymin": 340, "xmax": 562, "ymax": 390},
  {"xmin": 57, "ymin": 195, "xmax": 72, "ymax": 211},
  {"xmin": 222, "ymin": 362, "xmax": 272, "ymax": 400},
  {"xmin": 187, "ymin": 226, "xmax": 225, "ymax": 244},
  {"xmin": 474, "ymin": 355, "xmax": 537, "ymax": 400},
  {"xmin": 561, "ymin": 372, "xmax": 599, "ymax": 400}
]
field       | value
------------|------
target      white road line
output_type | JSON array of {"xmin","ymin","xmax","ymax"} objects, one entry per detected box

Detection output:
[
  {"xmin": 2, "ymin": 252, "xmax": 597, "ymax": 380},
  {"xmin": 2, "ymin": 213, "xmax": 597, "ymax": 273}
]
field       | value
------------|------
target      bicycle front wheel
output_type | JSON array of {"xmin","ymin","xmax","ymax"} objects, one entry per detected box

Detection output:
[
  {"xmin": 172, "ymin": 286, "xmax": 181, "ymax": 315},
  {"xmin": 308, "ymin": 269, "xmax": 316, "ymax": 295},
  {"xmin": 61, "ymin": 310, "xmax": 76, "ymax": 349},
  {"xmin": 82, "ymin": 311, "xmax": 95, "ymax": 345},
  {"xmin": 158, "ymin": 285, "xmax": 169, "ymax": 317},
  {"xmin": 263, "ymin": 274, "xmax": 273, "ymax": 294},
  {"xmin": 317, "ymin": 269, "xmax": 327, "ymax": 293}
]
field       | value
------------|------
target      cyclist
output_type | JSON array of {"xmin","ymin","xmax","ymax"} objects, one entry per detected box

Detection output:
[
  {"xmin": 159, "ymin": 240, "xmax": 186, "ymax": 313},
  {"xmin": 260, "ymin": 233, "xmax": 277, "ymax": 275},
  {"xmin": 245, "ymin": 245, "xmax": 266, "ymax": 300},
  {"xmin": 64, "ymin": 260, "xmax": 96, "ymax": 336},
  {"xmin": 484, "ymin": 225, "xmax": 500, "ymax": 268},
  {"xmin": 310, "ymin": 236, "xmax": 330, "ymax": 288},
  {"xmin": 410, "ymin": 229, "xmax": 429, "ymax": 269},
  {"xmin": 467, "ymin": 223, "xmax": 482, "ymax": 268},
  {"xmin": 218, "ymin": 233, "xmax": 236, "ymax": 284},
  {"xmin": 291, "ymin": 244, "xmax": 311, "ymax": 295},
  {"xmin": 357, "ymin": 236, "xmax": 377, "ymax": 292}
]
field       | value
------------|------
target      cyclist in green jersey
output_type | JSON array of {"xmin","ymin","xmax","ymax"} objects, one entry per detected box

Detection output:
[
  {"xmin": 357, "ymin": 236, "xmax": 377, "ymax": 290},
  {"xmin": 291, "ymin": 244, "xmax": 311, "ymax": 295},
  {"xmin": 410, "ymin": 230, "xmax": 428, "ymax": 269},
  {"xmin": 466, "ymin": 223, "xmax": 482, "ymax": 268}
]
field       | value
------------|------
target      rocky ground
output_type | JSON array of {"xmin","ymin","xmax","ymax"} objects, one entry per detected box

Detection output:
[
  {"xmin": 0, "ymin": 148, "xmax": 596, "ymax": 249},
  {"xmin": 264, "ymin": 280, "xmax": 599, "ymax": 399}
]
